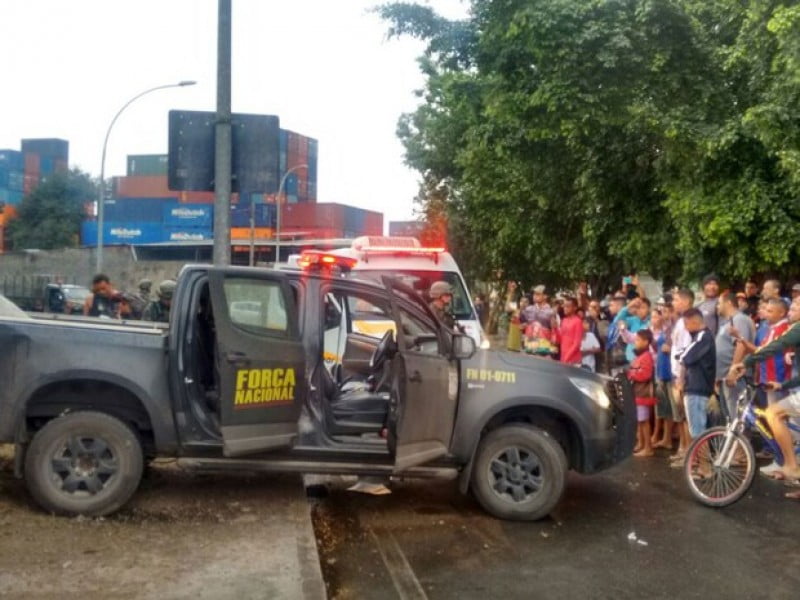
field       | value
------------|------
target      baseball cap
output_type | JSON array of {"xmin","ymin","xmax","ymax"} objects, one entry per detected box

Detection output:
[
  {"xmin": 792, "ymin": 283, "xmax": 800, "ymax": 292},
  {"xmin": 532, "ymin": 285, "xmax": 546, "ymax": 294}
]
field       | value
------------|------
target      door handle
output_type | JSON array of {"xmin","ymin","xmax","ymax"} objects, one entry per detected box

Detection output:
[
  {"xmin": 225, "ymin": 351, "xmax": 249, "ymax": 364},
  {"xmin": 409, "ymin": 370, "xmax": 422, "ymax": 383}
]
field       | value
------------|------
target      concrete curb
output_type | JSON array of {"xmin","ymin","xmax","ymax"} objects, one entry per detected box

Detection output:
[{"xmin": 293, "ymin": 482, "xmax": 328, "ymax": 600}]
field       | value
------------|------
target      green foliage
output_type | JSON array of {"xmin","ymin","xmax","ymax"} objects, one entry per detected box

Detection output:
[
  {"xmin": 381, "ymin": 0, "xmax": 800, "ymax": 289},
  {"xmin": 7, "ymin": 169, "xmax": 95, "ymax": 250}
]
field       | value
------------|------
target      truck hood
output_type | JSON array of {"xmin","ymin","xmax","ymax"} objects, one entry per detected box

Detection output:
[{"xmin": 465, "ymin": 349, "xmax": 606, "ymax": 384}]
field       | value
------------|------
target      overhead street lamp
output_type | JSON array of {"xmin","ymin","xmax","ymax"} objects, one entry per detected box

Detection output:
[
  {"xmin": 250, "ymin": 163, "xmax": 307, "ymax": 266},
  {"xmin": 96, "ymin": 80, "xmax": 197, "ymax": 272}
]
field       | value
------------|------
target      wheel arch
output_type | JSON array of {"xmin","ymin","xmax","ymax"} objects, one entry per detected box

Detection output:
[
  {"xmin": 456, "ymin": 398, "xmax": 590, "ymax": 494},
  {"xmin": 15, "ymin": 370, "xmax": 176, "ymax": 455}
]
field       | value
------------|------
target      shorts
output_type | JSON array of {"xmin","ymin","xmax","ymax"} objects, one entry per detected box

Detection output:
[
  {"xmin": 670, "ymin": 383, "xmax": 686, "ymax": 423},
  {"xmin": 777, "ymin": 392, "xmax": 800, "ymax": 418},
  {"xmin": 685, "ymin": 394, "xmax": 709, "ymax": 438},
  {"xmin": 655, "ymin": 380, "xmax": 673, "ymax": 419},
  {"xmin": 636, "ymin": 405, "xmax": 651, "ymax": 422}
]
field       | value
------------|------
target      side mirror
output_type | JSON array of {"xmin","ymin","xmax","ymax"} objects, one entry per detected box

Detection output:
[{"xmin": 452, "ymin": 334, "xmax": 476, "ymax": 360}]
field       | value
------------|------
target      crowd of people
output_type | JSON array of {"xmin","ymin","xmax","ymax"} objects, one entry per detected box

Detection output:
[
  {"xmin": 82, "ymin": 273, "xmax": 175, "ymax": 323},
  {"xmin": 500, "ymin": 275, "xmax": 800, "ymax": 499}
]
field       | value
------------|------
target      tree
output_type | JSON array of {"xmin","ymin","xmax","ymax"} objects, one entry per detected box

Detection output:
[
  {"xmin": 380, "ymin": 0, "xmax": 800, "ymax": 288},
  {"xmin": 7, "ymin": 169, "xmax": 95, "ymax": 250}
]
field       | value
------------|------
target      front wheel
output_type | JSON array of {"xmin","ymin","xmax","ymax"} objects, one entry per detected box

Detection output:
[
  {"xmin": 684, "ymin": 426, "xmax": 755, "ymax": 507},
  {"xmin": 24, "ymin": 411, "xmax": 144, "ymax": 517},
  {"xmin": 471, "ymin": 424, "xmax": 568, "ymax": 521}
]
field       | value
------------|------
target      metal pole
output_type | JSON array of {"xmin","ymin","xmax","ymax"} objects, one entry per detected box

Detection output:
[
  {"xmin": 274, "ymin": 164, "xmax": 307, "ymax": 266},
  {"xmin": 249, "ymin": 193, "xmax": 255, "ymax": 266},
  {"xmin": 96, "ymin": 81, "xmax": 196, "ymax": 272},
  {"xmin": 213, "ymin": 0, "xmax": 232, "ymax": 266}
]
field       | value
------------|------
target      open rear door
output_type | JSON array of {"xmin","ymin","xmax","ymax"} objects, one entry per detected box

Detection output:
[
  {"xmin": 385, "ymin": 278, "xmax": 457, "ymax": 470},
  {"xmin": 208, "ymin": 269, "xmax": 305, "ymax": 456}
]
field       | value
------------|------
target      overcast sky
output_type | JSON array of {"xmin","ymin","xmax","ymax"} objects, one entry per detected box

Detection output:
[{"xmin": 0, "ymin": 0, "xmax": 468, "ymax": 226}]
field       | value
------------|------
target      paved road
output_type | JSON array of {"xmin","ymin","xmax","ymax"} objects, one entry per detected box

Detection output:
[{"xmin": 311, "ymin": 451, "xmax": 800, "ymax": 599}]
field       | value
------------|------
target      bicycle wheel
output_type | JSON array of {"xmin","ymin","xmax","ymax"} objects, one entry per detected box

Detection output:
[{"xmin": 684, "ymin": 426, "xmax": 756, "ymax": 507}]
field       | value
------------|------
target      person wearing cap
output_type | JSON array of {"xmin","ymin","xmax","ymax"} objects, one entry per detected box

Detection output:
[
  {"xmin": 792, "ymin": 283, "xmax": 800, "ymax": 300},
  {"xmin": 696, "ymin": 274, "xmax": 720, "ymax": 336},
  {"xmin": 429, "ymin": 281, "xmax": 457, "ymax": 331},
  {"xmin": 127, "ymin": 278, "xmax": 153, "ymax": 320},
  {"xmin": 143, "ymin": 280, "xmax": 176, "ymax": 323}
]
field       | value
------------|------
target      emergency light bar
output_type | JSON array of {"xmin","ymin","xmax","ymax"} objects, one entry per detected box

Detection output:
[
  {"xmin": 350, "ymin": 236, "xmax": 445, "ymax": 264},
  {"xmin": 298, "ymin": 251, "xmax": 357, "ymax": 271}
]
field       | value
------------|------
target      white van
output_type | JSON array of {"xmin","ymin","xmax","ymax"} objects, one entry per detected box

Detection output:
[{"xmin": 301, "ymin": 236, "xmax": 487, "ymax": 349}]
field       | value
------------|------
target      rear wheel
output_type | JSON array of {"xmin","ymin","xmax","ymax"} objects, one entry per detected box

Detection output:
[
  {"xmin": 684, "ymin": 426, "xmax": 755, "ymax": 507},
  {"xmin": 24, "ymin": 411, "xmax": 144, "ymax": 517},
  {"xmin": 471, "ymin": 424, "xmax": 567, "ymax": 521}
]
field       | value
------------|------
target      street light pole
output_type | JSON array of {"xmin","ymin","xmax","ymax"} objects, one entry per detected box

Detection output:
[
  {"xmin": 96, "ymin": 80, "xmax": 196, "ymax": 273},
  {"xmin": 266, "ymin": 164, "xmax": 307, "ymax": 266}
]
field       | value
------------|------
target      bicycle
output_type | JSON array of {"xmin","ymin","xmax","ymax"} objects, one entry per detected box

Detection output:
[{"xmin": 684, "ymin": 378, "xmax": 800, "ymax": 507}]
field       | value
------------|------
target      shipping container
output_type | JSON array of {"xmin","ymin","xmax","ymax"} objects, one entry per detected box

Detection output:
[
  {"xmin": 24, "ymin": 153, "xmax": 40, "ymax": 174},
  {"xmin": 115, "ymin": 175, "xmax": 178, "ymax": 198},
  {"xmin": 163, "ymin": 202, "xmax": 214, "ymax": 228},
  {"xmin": 54, "ymin": 158, "xmax": 68, "ymax": 173},
  {"xmin": 127, "ymin": 154, "xmax": 168, "ymax": 177},
  {"xmin": 0, "ymin": 204, "xmax": 19, "ymax": 222},
  {"xmin": 0, "ymin": 150, "xmax": 24, "ymax": 171},
  {"xmin": 230, "ymin": 203, "xmax": 276, "ymax": 228},
  {"xmin": 103, "ymin": 197, "xmax": 174, "ymax": 222},
  {"xmin": 364, "ymin": 212, "xmax": 384, "ymax": 235},
  {"xmin": 231, "ymin": 227, "xmax": 273, "ymax": 240},
  {"xmin": 164, "ymin": 227, "xmax": 214, "ymax": 242},
  {"xmin": 281, "ymin": 202, "xmax": 346, "ymax": 230},
  {"xmin": 80, "ymin": 221, "xmax": 166, "ymax": 246},
  {"xmin": 178, "ymin": 191, "xmax": 240, "ymax": 204},
  {"xmin": 40, "ymin": 157, "xmax": 54, "ymax": 174},
  {"xmin": 21, "ymin": 138, "xmax": 68, "ymax": 160}
]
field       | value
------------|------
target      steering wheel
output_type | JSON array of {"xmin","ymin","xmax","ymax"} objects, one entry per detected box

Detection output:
[{"xmin": 369, "ymin": 329, "xmax": 395, "ymax": 370}]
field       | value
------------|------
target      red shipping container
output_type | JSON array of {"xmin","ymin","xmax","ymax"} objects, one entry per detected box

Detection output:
[
  {"xmin": 115, "ymin": 175, "xmax": 178, "ymax": 198},
  {"xmin": 24, "ymin": 152, "xmax": 40, "ymax": 174},
  {"xmin": 179, "ymin": 191, "xmax": 239, "ymax": 204},
  {"xmin": 363, "ymin": 212, "xmax": 384, "ymax": 235},
  {"xmin": 281, "ymin": 203, "xmax": 345, "ymax": 230},
  {"xmin": 54, "ymin": 158, "xmax": 68, "ymax": 173},
  {"xmin": 23, "ymin": 174, "xmax": 38, "ymax": 194}
]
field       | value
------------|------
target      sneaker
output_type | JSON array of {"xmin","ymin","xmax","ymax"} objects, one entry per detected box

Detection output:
[
  {"xmin": 759, "ymin": 461, "xmax": 782, "ymax": 477},
  {"xmin": 755, "ymin": 449, "xmax": 773, "ymax": 459}
]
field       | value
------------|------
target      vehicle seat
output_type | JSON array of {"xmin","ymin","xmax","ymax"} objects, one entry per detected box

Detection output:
[{"xmin": 322, "ymin": 363, "xmax": 389, "ymax": 435}]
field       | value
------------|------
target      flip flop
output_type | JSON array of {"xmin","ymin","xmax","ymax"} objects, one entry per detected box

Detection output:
[
  {"xmin": 785, "ymin": 490, "xmax": 800, "ymax": 500},
  {"xmin": 782, "ymin": 478, "xmax": 800, "ymax": 488}
]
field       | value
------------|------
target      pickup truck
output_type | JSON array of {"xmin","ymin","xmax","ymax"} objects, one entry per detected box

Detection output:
[{"xmin": 0, "ymin": 265, "xmax": 635, "ymax": 520}]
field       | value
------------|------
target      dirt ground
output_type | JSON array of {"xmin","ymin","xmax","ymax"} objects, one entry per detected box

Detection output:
[{"xmin": 0, "ymin": 445, "xmax": 324, "ymax": 600}]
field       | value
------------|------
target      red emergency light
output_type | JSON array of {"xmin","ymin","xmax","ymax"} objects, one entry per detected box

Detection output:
[{"xmin": 298, "ymin": 250, "xmax": 357, "ymax": 271}]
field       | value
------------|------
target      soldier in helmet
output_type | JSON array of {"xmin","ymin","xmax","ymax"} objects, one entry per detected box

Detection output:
[
  {"xmin": 429, "ymin": 280, "xmax": 458, "ymax": 331},
  {"xmin": 143, "ymin": 280, "xmax": 176, "ymax": 323},
  {"xmin": 128, "ymin": 278, "xmax": 153, "ymax": 320}
]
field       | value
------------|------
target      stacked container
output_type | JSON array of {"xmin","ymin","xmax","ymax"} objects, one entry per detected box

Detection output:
[
  {"xmin": 280, "ymin": 203, "xmax": 382, "ymax": 239},
  {"xmin": 21, "ymin": 138, "xmax": 69, "ymax": 188},
  {"xmin": 279, "ymin": 129, "xmax": 318, "ymax": 203}
]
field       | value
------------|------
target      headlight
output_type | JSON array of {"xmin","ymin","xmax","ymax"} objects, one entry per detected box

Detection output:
[{"xmin": 569, "ymin": 377, "xmax": 610, "ymax": 409}]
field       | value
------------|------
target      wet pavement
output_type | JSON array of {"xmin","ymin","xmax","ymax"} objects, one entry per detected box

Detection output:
[{"xmin": 311, "ymin": 451, "xmax": 800, "ymax": 599}]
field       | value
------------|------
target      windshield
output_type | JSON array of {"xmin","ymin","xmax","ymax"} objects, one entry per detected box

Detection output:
[
  {"xmin": 62, "ymin": 287, "xmax": 90, "ymax": 301},
  {"xmin": 354, "ymin": 270, "xmax": 476, "ymax": 321}
]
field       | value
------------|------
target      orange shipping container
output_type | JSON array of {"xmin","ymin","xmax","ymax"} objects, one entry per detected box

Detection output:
[
  {"xmin": 179, "ymin": 191, "xmax": 240, "ymax": 204},
  {"xmin": 0, "ymin": 205, "xmax": 19, "ymax": 224},
  {"xmin": 231, "ymin": 227, "xmax": 273, "ymax": 240}
]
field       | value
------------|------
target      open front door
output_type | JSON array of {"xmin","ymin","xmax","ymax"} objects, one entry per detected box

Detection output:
[
  {"xmin": 208, "ymin": 269, "xmax": 306, "ymax": 456},
  {"xmin": 385, "ymin": 278, "xmax": 458, "ymax": 470}
]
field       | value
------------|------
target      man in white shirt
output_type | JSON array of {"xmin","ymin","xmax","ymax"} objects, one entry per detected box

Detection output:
[{"xmin": 668, "ymin": 288, "xmax": 695, "ymax": 463}]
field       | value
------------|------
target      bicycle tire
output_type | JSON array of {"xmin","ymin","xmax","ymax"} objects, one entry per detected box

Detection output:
[{"xmin": 684, "ymin": 426, "xmax": 756, "ymax": 508}]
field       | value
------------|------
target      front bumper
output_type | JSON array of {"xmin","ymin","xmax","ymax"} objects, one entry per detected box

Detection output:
[{"xmin": 581, "ymin": 376, "xmax": 636, "ymax": 473}]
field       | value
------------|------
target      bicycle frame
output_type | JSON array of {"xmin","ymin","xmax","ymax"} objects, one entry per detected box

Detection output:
[{"xmin": 715, "ymin": 384, "xmax": 800, "ymax": 469}]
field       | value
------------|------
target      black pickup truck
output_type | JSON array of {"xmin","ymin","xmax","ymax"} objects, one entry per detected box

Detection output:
[{"xmin": 0, "ymin": 265, "xmax": 635, "ymax": 520}]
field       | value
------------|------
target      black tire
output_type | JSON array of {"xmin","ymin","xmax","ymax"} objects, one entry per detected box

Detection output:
[
  {"xmin": 24, "ymin": 411, "xmax": 144, "ymax": 517},
  {"xmin": 684, "ymin": 426, "xmax": 755, "ymax": 508},
  {"xmin": 471, "ymin": 424, "xmax": 568, "ymax": 521}
]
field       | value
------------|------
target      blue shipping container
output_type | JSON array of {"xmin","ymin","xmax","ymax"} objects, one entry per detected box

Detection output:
[
  {"xmin": 103, "ymin": 197, "xmax": 174, "ymax": 222},
  {"xmin": 40, "ymin": 157, "xmax": 54, "ymax": 174},
  {"xmin": 163, "ymin": 202, "xmax": 214, "ymax": 228},
  {"xmin": 80, "ymin": 221, "xmax": 166, "ymax": 246},
  {"xmin": 0, "ymin": 188, "xmax": 23, "ymax": 206},
  {"xmin": 0, "ymin": 150, "xmax": 24, "ymax": 171},
  {"xmin": 230, "ymin": 204, "xmax": 276, "ymax": 228},
  {"xmin": 285, "ymin": 173, "xmax": 298, "ymax": 196},
  {"xmin": 164, "ymin": 228, "xmax": 213, "ymax": 242}
]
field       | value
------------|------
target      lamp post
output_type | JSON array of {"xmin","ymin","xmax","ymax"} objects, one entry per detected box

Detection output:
[
  {"xmin": 250, "ymin": 164, "xmax": 307, "ymax": 266},
  {"xmin": 96, "ymin": 80, "xmax": 197, "ymax": 272}
]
